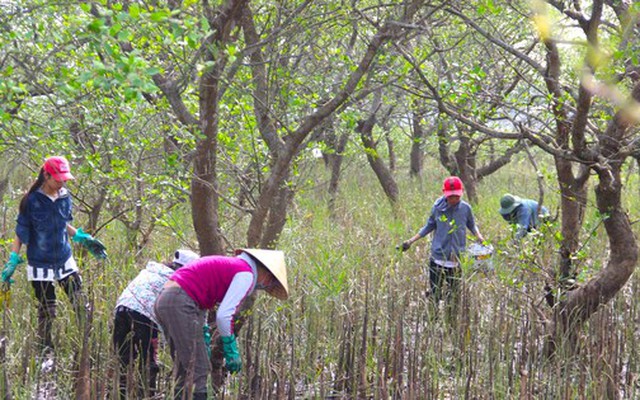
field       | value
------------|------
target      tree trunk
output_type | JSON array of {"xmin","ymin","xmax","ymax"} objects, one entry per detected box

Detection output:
[
  {"xmin": 192, "ymin": 69, "xmax": 224, "ymax": 256},
  {"xmin": 192, "ymin": 0, "xmax": 248, "ymax": 256},
  {"xmin": 386, "ymin": 135, "xmax": 396, "ymax": 173},
  {"xmin": 551, "ymin": 81, "xmax": 640, "ymax": 355},
  {"xmin": 453, "ymin": 136, "xmax": 478, "ymax": 204},
  {"xmin": 555, "ymin": 158, "xmax": 589, "ymax": 280},
  {"xmin": 247, "ymin": 156, "xmax": 291, "ymax": 248},
  {"xmin": 328, "ymin": 132, "xmax": 349, "ymax": 212},
  {"xmin": 358, "ymin": 117, "xmax": 399, "ymax": 204},
  {"xmin": 409, "ymin": 102, "xmax": 425, "ymax": 177},
  {"xmin": 552, "ymin": 165, "xmax": 637, "ymax": 350},
  {"xmin": 260, "ymin": 177, "xmax": 295, "ymax": 249}
]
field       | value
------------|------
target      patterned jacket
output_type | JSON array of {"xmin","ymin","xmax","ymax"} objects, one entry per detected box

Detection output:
[{"xmin": 115, "ymin": 261, "xmax": 174, "ymax": 325}]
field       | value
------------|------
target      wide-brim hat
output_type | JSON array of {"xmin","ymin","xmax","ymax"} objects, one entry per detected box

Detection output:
[
  {"xmin": 235, "ymin": 248, "xmax": 289, "ymax": 300},
  {"xmin": 499, "ymin": 194, "xmax": 522, "ymax": 215}
]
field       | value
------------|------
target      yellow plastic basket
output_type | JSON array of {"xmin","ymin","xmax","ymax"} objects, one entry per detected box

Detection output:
[{"xmin": 467, "ymin": 243, "xmax": 494, "ymax": 271}]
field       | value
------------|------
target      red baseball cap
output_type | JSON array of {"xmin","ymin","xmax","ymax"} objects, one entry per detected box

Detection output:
[
  {"xmin": 43, "ymin": 156, "xmax": 75, "ymax": 182},
  {"xmin": 442, "ymin": 176, "xmax": 463, "ymax": 197}
]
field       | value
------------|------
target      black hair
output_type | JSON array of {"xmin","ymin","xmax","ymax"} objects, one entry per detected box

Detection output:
[{"xmin": 19, "ymin": 168, "xmax": 46, "ymax": 214}]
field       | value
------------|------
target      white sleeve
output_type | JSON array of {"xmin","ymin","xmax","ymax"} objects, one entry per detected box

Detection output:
[{"xmin": 216, "ymin": 271, "xmax": 254, "ymax": 337}]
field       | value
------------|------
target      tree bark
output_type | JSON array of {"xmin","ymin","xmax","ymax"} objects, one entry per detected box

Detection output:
[
  {"xmin": 409, "ymin": 102, "xmax": 426, "ymax": 178},
  {"xmin": 192, "ymin": 0, "xmax": 248, "ymax": 256},
  {"xmin": 260, "ymin": 176, "xmax": 295, "ymax": 249},
  {"xmin": 328, "ymin": 132, "xmax": 349, "ymax": 213},
  {"xmin": 358, "ymin": 116, "xmax": 399, "ymax": 204},
  {"xmin": 386, "ymin": 135, "xmax": 396, "ymax": 173},
  {"xmin": 453, "ymin": 136, "xmax": 478, "ymax": 204}
]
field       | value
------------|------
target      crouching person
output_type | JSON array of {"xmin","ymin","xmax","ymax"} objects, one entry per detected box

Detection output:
[
  {"xmin": 155, "ymin": 249, "xmax": 289, "ymax": 400},
  {"xmin": 498, "ymin": 193, "xmax": 550, "ymax": 239},
  {"xmin": 113, "ymin": 249, "xmax": 199, "ymax": 399}
]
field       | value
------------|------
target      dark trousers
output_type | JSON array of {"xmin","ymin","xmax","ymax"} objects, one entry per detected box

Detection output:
[
  {"xmin": 428, "ymin": 260, "xmax": 461, "ymax": 304},
  {"xmin": 31, "ymin": 272, "xmax": 86, "ymax": 351},
  {"xmin": 112, "ymin": 306, "xmax": 160, "ymax": 399}
]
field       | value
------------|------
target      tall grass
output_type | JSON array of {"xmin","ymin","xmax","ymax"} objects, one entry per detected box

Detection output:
[{"xmin": 0, "ymin": 158, "xmax": 638, "ymax": 398}]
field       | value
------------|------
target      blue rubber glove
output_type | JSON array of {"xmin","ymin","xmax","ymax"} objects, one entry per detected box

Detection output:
[
  {"xmin": 221, "ymin": 335, "xmax": 242, "ymax": 373},
  {"xmin": 2, "ymin": 251, "xmax": 23, "ymax": 284},
  {"xmin": 203, "ymin": 324, "xmax": 212, "ymax": 358},
  {"xmin": 73, "ymin": 228, "xmax": 107, "ymax": 259}
]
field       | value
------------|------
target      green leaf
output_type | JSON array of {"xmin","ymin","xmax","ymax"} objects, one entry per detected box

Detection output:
[
  {"xmin": 150, "ymin": 10, "xmax": 169, "ymax": 22},
  {"xmin": 117, "ymin": 29, "xmax": 132, "ymax": 42},
  {"xmin": 93, "ymin": 60, "xmax": 107, "ymax": 73},
  {"xmin": 109, "ymin": 23, "xmax": 122, "ymax": 37},
  {"xmin": 88, "ymin": 18, "xmax": 105, "ymax": 33},
  {"xmin": 129, "ymin": 3, "xmax": 141, "ymax": 19}
]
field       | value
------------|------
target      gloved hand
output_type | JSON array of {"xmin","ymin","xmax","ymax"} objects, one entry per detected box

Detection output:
[
  {"xmin": 203, "ymin": 324, "xmax": 212, "ymax": 358},
  {"xmin": 220, "ymin": 335, "xmax": 242, "ymax": 373},
  {"xmin": 2, "ymin": 251, "xmax": 24, "ymax": 284},
  {"xmin": 401, "ymin": 241, "xmax": 412, "ymax": 252},
  {"xmin": 73, "ymin": 228, "xmax": 108, "ymax": 259}
]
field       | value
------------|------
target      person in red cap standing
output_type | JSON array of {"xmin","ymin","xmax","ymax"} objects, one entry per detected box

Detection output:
[
  {"xmin": 1, "ymin": 156, "xmax": 107, "ymax": 354},
  {"xmin": 401, "ymin": 176, "xmax": 485, "ymax": 307},
  {"xmin": 154, "ymin": 248, "xmax": 288, "ymax": 400}
]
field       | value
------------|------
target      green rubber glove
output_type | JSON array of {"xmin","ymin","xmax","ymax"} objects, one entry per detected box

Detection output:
[
  {"xmin": 73, "ymin": 228, "xmax": 107, "ymax": 259},
  {"xmin": 203, "ymin": 324, "xmax": 212, "ymax": 358},
  {"xmin": 221, "ymin": 335, "xmax": 242, "ymax": 373},
  {"xmin": 2, "ymin": 251, "xmax": 24, "ymax": 284}
]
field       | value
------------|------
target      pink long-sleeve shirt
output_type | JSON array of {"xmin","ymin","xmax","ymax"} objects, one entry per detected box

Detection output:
[{"xmin": 170, "ymin": 255, "xmax": 255, "ymax": 336}]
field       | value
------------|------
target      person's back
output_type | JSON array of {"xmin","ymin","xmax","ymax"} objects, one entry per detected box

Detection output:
[
  {"xmin": 170, "ymin": 255, "xmax": 254, "ymax": 310},
  {"xmin": 115, "ymin": 261, "xmax": 174, "ymax": 324}
]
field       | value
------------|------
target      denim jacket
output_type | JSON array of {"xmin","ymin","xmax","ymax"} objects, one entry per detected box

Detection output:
[
  {"xmin": 418, "ymin": 196, "xmax": 478, "ymax": 263},
  {"xmin": 16, "ymin": 188, "xmax": 73, "ymax": 268}
]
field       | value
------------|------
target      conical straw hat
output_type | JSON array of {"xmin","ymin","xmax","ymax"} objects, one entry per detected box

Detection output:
[{"xmin": 236, "ymin": 249, "xmax": 289, "ymax": 300}]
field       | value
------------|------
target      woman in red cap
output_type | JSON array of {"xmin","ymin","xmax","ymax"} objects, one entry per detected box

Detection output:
[
  {"xmin": 1, "ymin": 156, "xmax": 107, "ymax": 354},
  {"xmin": 401, "ymin": 176, "xmax": 485, "ymax": 308}
]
